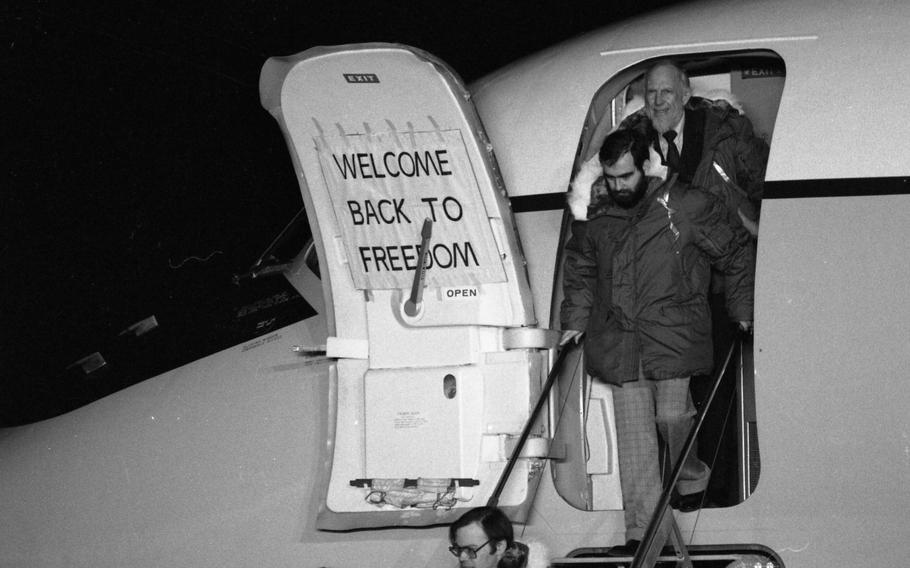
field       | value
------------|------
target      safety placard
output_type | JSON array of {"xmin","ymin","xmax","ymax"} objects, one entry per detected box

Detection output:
[{"xmin": 316, "ymin": 129, "xmax": 506, "ymax": 290}]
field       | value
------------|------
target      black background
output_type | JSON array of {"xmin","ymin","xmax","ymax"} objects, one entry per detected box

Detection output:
[{"xmin": 2, "ymin": 0, "xmax": 686, "ymax": 425}]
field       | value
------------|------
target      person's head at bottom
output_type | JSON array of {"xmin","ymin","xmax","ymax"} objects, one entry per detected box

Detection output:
[{"xmin": 449, "ymin": 506, "xmax": 526, "ymax": 568}]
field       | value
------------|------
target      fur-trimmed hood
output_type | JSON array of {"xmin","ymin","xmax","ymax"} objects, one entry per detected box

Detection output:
[
  {"xmin": 568, "ymin": 90, "xmax": 745, "ymax": 222},
  {"xmin": 567, "ymin": 146, "xmax": 666, "ymax": 221},
  {"xmin": 497, "ymin": 539, "xmax": 549, "ymax": 568},
  {"xmin": 524, "ymin": 540, "xmax": 549, "ymax": 568}
]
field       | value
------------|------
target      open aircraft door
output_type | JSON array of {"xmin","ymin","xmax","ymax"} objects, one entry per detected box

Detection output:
[{"xmin": 260, "ymin": 44, "xmax": 558, "ymax": 529}]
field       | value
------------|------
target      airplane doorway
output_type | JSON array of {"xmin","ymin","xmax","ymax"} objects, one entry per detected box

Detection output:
[{"xmin": 551, "ymin": 50, "xmax": 785, "ymax": 511}]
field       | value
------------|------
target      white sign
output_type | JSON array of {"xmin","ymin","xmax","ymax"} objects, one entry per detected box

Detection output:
[
  {"xmin": 316, "ymin": 130, "xmax": 506, "ymax": 290},
  {"xmin": 442, "ymin": 286, "xmax": 479, "ymax": 300}
]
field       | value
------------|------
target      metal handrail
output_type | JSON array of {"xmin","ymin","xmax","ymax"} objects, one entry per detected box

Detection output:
[
  {"xmin": 631, "ymin": 331, "xmax": 744, "ymax": 568},
  {"xmin": 487, "ymin": 338, "xmax": 580, "ymax": 508}
]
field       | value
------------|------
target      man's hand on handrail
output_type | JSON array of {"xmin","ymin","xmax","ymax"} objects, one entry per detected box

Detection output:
[{"xmin": 559, "ymin": 329, "xmax": 584, "ymax": 346}]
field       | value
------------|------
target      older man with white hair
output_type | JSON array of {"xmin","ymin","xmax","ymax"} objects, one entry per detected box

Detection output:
[{"xmin": 622, "ymin": 59, "xmax": 768, "ymax": 235}]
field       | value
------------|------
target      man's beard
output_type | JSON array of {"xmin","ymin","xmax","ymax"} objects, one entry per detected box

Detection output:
[
  {"xmin": 648, "ymin": 106, "xmax": 682, "ymax": 134},
  {"xmin": 608, "ymin": 175, "xmax": 649, "ymax": 208},
  {"xmin": 650, "ymin": 112, "xmax": 675, "ymax": 134}
]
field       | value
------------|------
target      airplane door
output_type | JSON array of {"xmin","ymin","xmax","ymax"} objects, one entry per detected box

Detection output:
[{"xmin": 260, "ymin": 44, "xmax": 557, "ymax": 529}]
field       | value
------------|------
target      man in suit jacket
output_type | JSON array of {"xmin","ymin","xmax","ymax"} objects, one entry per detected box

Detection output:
[{"xmin": 622, "ymin": 60, "xmax": 769, "ymax": 235}]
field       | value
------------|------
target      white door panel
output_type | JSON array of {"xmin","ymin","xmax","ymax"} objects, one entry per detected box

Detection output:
[{"xmin": 261, "ymin": 44, "xmax": 554, "ymax": 529}]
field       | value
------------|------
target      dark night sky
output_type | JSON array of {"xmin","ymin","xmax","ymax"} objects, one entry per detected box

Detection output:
[{"xmin": 2, "ymin": 0, "xmax": 686, "ymax": 425}]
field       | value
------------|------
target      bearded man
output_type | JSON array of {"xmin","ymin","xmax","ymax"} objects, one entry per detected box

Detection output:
[{"xmin": 559, "ymin": 128, "xmax": 754, "ymax": 554}]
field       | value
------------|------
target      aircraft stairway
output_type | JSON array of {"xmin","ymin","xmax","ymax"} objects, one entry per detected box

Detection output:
[
  {"xmin": 548, "ymin": 332, "xmax": 779, "ymax": 568},
  {"xmin": 551, "ymin": 546, "xmax": 780, "ymax": 568}
]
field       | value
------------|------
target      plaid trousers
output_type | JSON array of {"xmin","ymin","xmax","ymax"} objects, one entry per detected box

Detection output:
[{"xmin": 610, "ymin": 373, "xmax": 710, "ymax": 542}]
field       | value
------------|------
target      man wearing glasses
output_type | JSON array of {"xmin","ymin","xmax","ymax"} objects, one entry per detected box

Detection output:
[{"xmin": 448, "ymin": 506, "xmax": 529, "ymax": 568}]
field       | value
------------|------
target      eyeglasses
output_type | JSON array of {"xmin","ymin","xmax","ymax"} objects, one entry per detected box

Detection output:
[{"xmin": 449, "ymin": 538, "xmax": 493, "ymax": 559}]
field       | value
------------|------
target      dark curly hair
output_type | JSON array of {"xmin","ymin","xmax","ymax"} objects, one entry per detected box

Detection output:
[
  {"xmin": 598, "ymin": 128, "xmax": 650, "ymax": 171},
  {"xmin": 449, "ymin": 506, "xmax": 514, "ymax": 552},
  {"xmin": 449, "ymin": 507, "xmax": 528, "ymax": 568}
]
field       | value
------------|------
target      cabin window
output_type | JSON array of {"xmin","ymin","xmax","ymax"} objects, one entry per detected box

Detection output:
[{"xmin": 552, "ymin": 51, "xmax": 785, "ymax": 511}]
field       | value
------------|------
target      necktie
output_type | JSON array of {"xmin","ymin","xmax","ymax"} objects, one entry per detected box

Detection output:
[{"xmin": 663, "ymin": 130, "xmax": 680, "ymax": 172}]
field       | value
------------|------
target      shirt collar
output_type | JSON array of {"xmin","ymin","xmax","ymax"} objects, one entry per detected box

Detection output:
[{"xmin": 671, "ymin": 113, "xmax": 685, "ymax": 145}]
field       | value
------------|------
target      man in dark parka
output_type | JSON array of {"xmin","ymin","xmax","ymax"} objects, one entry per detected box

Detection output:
[
  {"xmin": 560, "ymin": 128, "xmax": 753, "ymax": 550},
  {"xmin": 621, "ymin": 59, "xmax": 769, "ymax": 235}
]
